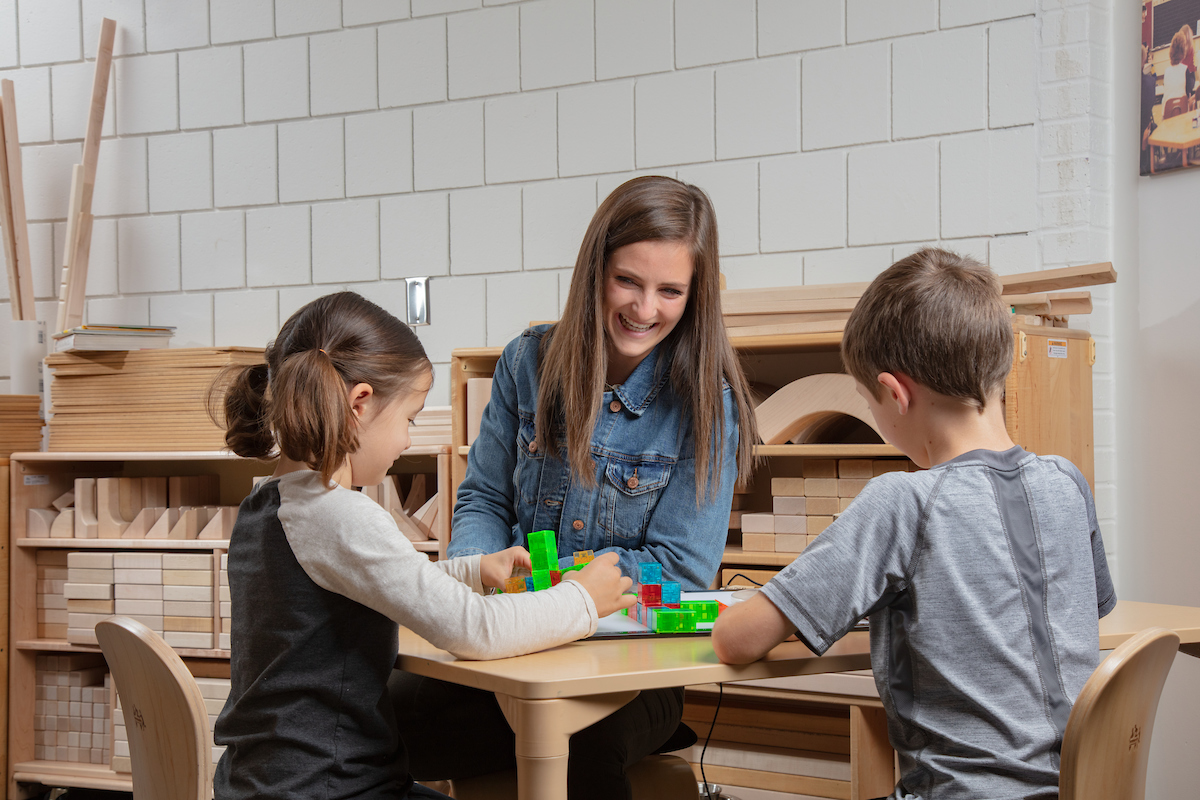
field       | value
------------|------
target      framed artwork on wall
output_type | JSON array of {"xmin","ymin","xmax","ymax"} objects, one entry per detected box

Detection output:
[{"xmin": 1142, "ymin": 0, "xmax": 1200, "ymax": 175}]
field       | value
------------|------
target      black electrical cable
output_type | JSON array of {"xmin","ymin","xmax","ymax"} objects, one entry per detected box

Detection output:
[
  {"xmin": 721, "ymin": 573, "xmax": 764, "ymax": 588},
  {"xmin": 698, "ymin": 682, "xmax": 724, "ymax": 800}
]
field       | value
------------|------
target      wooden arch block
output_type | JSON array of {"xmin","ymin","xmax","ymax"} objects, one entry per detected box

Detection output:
[{"xmin": 754, "ymin": 373, "xmax": 882, "ymax": 445}]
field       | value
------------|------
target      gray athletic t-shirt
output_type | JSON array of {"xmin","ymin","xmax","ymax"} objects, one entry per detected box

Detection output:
[{"xmin": 762, "ymin": 447, "xmax": 1115, "ymax": 800}]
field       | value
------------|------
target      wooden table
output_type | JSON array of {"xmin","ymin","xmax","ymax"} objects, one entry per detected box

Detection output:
[
  {"xmin": 396, "ymin": 600, "xmax": 1200, "ymax": 800},
  {"xmin": 1148, "ymin": 110, "xmax": 1200, "ymax": 170}
]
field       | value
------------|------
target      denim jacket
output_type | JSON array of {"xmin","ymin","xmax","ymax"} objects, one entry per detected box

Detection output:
[{"xmin": 449, "ymin": 325, "xmax": 740, "ymax": 590}]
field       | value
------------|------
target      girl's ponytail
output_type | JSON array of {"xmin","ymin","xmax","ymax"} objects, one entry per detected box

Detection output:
[
  {"xmin": 214, "ymin": 363, "xmax": 273, "ymax": 459},
  {"xmin": 270, "ymin": 350, "xmax": 357, "ymax": 485}
]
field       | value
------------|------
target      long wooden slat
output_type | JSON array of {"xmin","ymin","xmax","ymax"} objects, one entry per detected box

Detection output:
[
  {"xmin": 1, "ymin": 79, "xmax": 35, "ymax": 319},
  {"xmin": 56, "ymin": 165, "xmax": 85, "ymax": 332},
  {"xmin": 721, "ymin": 283, "xmax": 870, "ymax": 316},
  {"xmin": 62, "ymin": 17, "xmax": 116, "ymax": 332},
  {"xmin": 998, "ymin": 262, "xmax": 1116, "ymax": 295},
  {"xmin": 1003, "ymin": 290, "xmax": 1093, "ymax": 316},
  {"xmin": 725, "ymin": 318, "xmax": 848, "ymax": 339},
  {"xmin": 0, "ymin": 85, "xmax": 20, "ymax": 320}
]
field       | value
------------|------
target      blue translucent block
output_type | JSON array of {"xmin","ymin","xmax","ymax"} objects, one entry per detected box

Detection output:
[
  {"xmin": 524, "ymin": 577, "xmax": 535, "ymax": 592},
  {"xmin": 638, "ymin": 562, "xmax": 662, "ymax": 585},
  {"xmin": 660, "ymin": 581, "xmax": 681, "ymax": 606}
]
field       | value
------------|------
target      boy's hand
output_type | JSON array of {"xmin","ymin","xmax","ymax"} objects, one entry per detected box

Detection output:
[
  {"xmin": 480, "ymin": 546, "xmax": 532, "ymax": 590},
  {"xmin": 565, "ymin": 552, "xmax": 635, "ymax": 618}
]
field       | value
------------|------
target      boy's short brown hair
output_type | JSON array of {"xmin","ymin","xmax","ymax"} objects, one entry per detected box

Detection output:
[{"xmin": 841, "ymin": 248, "xmax": 1013, "ymax": 408}]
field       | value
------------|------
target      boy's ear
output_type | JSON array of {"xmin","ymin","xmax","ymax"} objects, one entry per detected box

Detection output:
[{"xmin": 877, "ymin": 372, "xmax": 913, "ymax": 415}]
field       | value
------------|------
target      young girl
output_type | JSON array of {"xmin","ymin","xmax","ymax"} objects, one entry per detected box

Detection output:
[{"xmin": 210, "ymin": 292, "xmax": 634, "ymax": 800}]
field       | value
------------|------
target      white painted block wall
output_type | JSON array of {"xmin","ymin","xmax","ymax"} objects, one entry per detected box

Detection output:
[{"xmin": 0, "ymin": 0, "xmax": 1118, "ymax": 583}]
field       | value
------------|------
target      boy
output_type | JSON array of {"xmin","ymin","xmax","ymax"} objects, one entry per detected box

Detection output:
[{"xmin": 712, "ymin": 248, "xmax": 1115, "ymax": 800}]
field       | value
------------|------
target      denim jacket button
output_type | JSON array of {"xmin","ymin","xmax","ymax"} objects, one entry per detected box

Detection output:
[
  {"xmin": 626, "ymin": 476, "xmax": 639, "ymax": 489},
  {"xmin": 528, "ymin": 439, "xmax": 538, "ymax": 453},
  {"xmin": 572, "ymin": 519, "xmax": 584, "ymax": 530},
  {"xmin": 609, "ymin": 400, "xmax": 621, "ymax": 413}
]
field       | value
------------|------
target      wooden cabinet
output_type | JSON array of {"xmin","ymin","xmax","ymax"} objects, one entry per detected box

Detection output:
[{"xmin": 6, "ymin": 447, "xmax": 449, "ymax": 799}]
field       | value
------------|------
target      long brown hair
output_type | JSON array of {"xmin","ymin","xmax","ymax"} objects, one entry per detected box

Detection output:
[
  {"xmin": 536, "ymin": 176, "xmax": 757, "ymax": 501},
  {"xmin": 211, "ymin": 291, "xmax": 431, "ymax": 485}
]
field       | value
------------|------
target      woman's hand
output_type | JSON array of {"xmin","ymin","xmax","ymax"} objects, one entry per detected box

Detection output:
[
  {"xmin": 566, "ymin": 552, "xmax": 636, "ymax": 618},
  {"xmin": 479, "ymin": 546, "xmax": 532, "ymax": 590}
]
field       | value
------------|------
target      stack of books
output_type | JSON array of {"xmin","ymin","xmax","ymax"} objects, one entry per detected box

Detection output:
[
  {"xmin": 0, "ymin": 394, "xmax": 44, "ymax": 455},
  {"xmin": 52, "ymin": 324, "xmax": 175, "ymax": 353},
  {"xmin": 44, "ymin": 347, "xmax": 264, "ymax": 451}
]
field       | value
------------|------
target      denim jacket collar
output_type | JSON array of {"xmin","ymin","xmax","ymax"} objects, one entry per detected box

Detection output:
[{"xmin": 610, "ymin": 345, "xmax": 672, "ymax": 417}]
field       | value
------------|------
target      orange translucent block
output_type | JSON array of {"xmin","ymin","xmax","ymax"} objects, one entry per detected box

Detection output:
[
  {"xmin": 504, "ymin": 576, "xmax": 527, "ymax": 593},
  {"xmin": 573, "ymin": 550, "xmax": 595, "ymax": 565}
]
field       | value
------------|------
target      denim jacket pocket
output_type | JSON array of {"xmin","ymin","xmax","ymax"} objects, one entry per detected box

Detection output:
[
  {"xmin": 599, "ymin": 459, "xmax": 672, "ymax": 543},
  {"xmin": 513, "ymin": 416, "xmax": 544, "ymax": 507}
]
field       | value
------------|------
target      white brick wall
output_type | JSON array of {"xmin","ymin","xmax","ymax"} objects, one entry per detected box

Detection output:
[{"xmin": 0, "ymin": 1, "xmax": 1116, "ymax": 580}]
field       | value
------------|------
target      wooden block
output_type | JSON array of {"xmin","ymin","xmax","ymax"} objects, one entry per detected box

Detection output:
[
  {"xmin": 720, "ymin": 568, "xmax": 779, "ymax": 588},
  {"xmin": 403, "ymin": 473, "xmax": 428, "ymax": 514},
  {"xmin": 466, "ymin": 377, "xmax": 493, "ymax": 445},
  {"xmin": 198, "ymin": 506, "xmax": 237, "ymax": 540},
  {"xmin": 68, "ymin": 552, "xmax": 113, "ymax": 569},
  {"xmin": 391, "ymin": 508, "xmax": 430, "ymax": 543},
  {"xmin": 52, "ymin": 490, "xmax": 75, "ymax": 511},
  {"xmin": 840, "ymin": 497, "xmax": 854, "ymax": 512},
  {"xmin": 68, "ymin": 569, "xmax": 114, "ymax": 584},
  {"xmin": 162, "ymin": 570, "xmax": 213, "ymax": 586},
  {"xmin": 28, "ymin": 508, "xmax": 57, "ymax": 538},
  {"xmin": 164, "ymin": 616, "xmax": 213, "ymax": 633},
  {"xmin": 38, "ymin": 609, "xmax": 69, "ymax": 624},
  {"xmin": 50, "ymin": 509, "xmax": 75, "ymax": 538},
  {"xmin": 740, "ymin": 513, "xmax": 775, "ymax": 533},
  {"xmin": 804, "ymin": 496, "xmax": 839, "ymax": 516},
  {"xmin": 872, "ymin": 460, "xmax": 909, "ymax": 476},
  {"xmin": 741, "ymin": 533, "xmax": 776, "ymax": 552},
  {"xmin": 168, "ymin": 507, "xmax": 211, "ymax": 540},
  {"xmin": 163, "ymin": 600, "xmax": 213, "ymax": 616},
  {"xmin": 41, "ymin": 623, "xmax": 69, "ymax": 640},
  {"xmin": 121, "ymin": 507, "xmax": 163, "ymax": 539},
  {"xmin": 68, "ymin": 599, "xmax": 114, "ymax": 613},
  {"xmin": 125, "ymin": 614, "xmax": 164, "ymax": 631},
  {"xmin": 774, "ymin": 534, "xmax": 807, "ymax": 553},
  {"xmin": 114, "ymin": 553, "xmax": 162, "ymax": 569},
  {"xmin": 113, "ymin": 568, "xmax": 161, "ymax": 585},
  {"xmin": 413, "ymin": 491, "xmax": 438, "ymax": 529},
  {"xmin": 378, "ymin": 474, "xmax": 403, "ymax": 512},
  {"xmin": 999, "ymin": 261, "xmax": 1115, "ymax": 296},
  {"xmin": 770, "ymin": 477, "xmax": 805, "ymax": 496},
  {"xmin": 162, "ymin": 553, "xmax": 212, "ymax": 570},
  {"xmin": 772, "ymin": 496, "xmax": 806, "ymax": 515},
  {"xmin": 774, "ymin": 515, "xmax": 807, "ymax": 534},
  {"xmin": 73, "ymin": 478, "xmax": 98, "ymax": 538},
  {"xmin": 37, "ymin": 550, "xmax": 69, "ymax": 566},
  {"xmin": 728, "ymin": 510, "xmax": 742, "ymax": 530},
  {"xmin": 837, "ymin": 459, "xmax": 873, "ymax": 478},
  {"xmin": 808, "ymin": 516, "xmax": 834, "ymax": 535},
  {"xmin": 169, "ymin": 475, "xmax": 220, "ymax": 508},
  {"xmin": 115, "ymin": 583, "xmax": 162, "ymax": 600},
  {"xmin": 838, "ymin": 478, "xmax": 869, "ymax": 498},
  {"xmin": 114, "ymin": 599, "xmax": 163, "ymax": 616},
  {"xmin": 96, "ymin": 478, "xmax": 128, "ymax": 538},
  {"xmin": 163, "ymin": 585, "xmax": 211, "ymax": 603},
  {"xmin": 68, "ymin": 612, "xmax": 110, "ymax": 629},
  {"xmin": 801, "ymin": 459, "xmax": 838, "ymax": 478},
  {"xmin": 755, "ymin": 374, "xmax": 881, "ymax": 445},
  {"xmin": 145, "ymin": 507, "xmax": 179, "ymax": 538},
  {"xmin": 803, "ymin": 478, "xmax": 838, "ymax": 497},
  {"xmin": 164, "ymin": 631, "xmax": 215, "ymax": 649}
]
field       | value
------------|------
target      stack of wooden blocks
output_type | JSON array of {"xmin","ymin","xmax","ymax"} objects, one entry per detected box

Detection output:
[
  {"xmin": 64, "ymin": 551, "xmax": 115, "ymax": 645},
  {"xmin": 113, "ymin": 676, "xmax": 230, "ymax": 776},
  {"xmin": 409, "ymin": 405, "xmax": 451, "ymax": 447},
  {"xmin": 0, "ymin": 394, "xmax": 43, "ymax": 455},
  {"xmin": 112, "ymin": 553, "xmax": 165, "ymax": 642},
  {"xmin": 219, "ymin": 553, "xmax": 231, "ymax": 650},
  {"xmin": 33, "ymin": 654, "xmax": 111, "ymax": 765},
  {"xmin": 740, "ymin": 459, "xmax": 913, "ymax": 554},
  {"xmin": 36, "ymin": 550, "xmax": 69, "ymax": 639},
  {"xmin": 162, "ymin": 553, "xmax": 215, "ymax": 649}
]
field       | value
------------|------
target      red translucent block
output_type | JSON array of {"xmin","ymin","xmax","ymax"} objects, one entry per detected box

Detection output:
[
  {"xmin": 637, "ymin": 583, "xmax": 662, "ymax": 608},
  {"xmin": 549, "ymin": 570, "xmax": 562, "ymax": 586}
]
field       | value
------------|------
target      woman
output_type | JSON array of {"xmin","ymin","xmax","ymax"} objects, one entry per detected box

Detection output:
[{"xmin": 391, "ymin": 176, "xmax": 758, "ymax": 799}]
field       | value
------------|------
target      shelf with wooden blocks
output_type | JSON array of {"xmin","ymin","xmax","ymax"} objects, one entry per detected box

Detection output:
[{"xmin": 8, "ymin": 448, "xmax": 452, "ymax": 798}]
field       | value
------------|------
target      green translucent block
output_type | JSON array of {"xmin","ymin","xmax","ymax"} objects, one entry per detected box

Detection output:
[
  {"xmin": 531, "ymin": 570, "xmax": 552, "ymax": 591},
  {"xmin": 527, "ymin": 530, "xmax": 558, "ymax": 573},
  {"xmin": 676, "ymin": 609, "xmax": 697, "ymax": 632},
  {"xmin": 681, "ymin": 600, "xmax": 719, "ymax": 623}
]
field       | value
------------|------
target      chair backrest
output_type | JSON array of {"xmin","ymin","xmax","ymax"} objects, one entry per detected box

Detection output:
[
  {"xmin": 1164, "ymin": 96, "xmax": 1188, "ymax": 119},
  {"xmin": 96, "ymin": 616, "xmax": 213, "ymax": 800},
  {"xmin": 1059, "ymin": 627, "xmax": 1180, "ymax": 800}
]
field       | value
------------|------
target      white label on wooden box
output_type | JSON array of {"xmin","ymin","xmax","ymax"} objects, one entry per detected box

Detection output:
[
  {"xmin": 1047, "ymin": 339, "xmax": 1068, "ymax": 359},
  {"xmin": 24, "ymin": 474, "xmax": 49, "ymax": 485}
]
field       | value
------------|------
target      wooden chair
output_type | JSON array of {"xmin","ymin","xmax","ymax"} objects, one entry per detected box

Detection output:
[
  {"xmin": 1059, "ymin": 626, "xmax": 1180, "ymax": 800},
  {"xmin": 95, "ymin": 616, "xmax": 212, "ymax": 800},
  {"xmin": 451, "ymin": 754, "xmax": 699, "ymax": 799}
]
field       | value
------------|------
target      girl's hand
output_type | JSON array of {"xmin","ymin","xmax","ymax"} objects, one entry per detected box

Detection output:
[
  {"xmin": 480, "ymin": 546, "xmax": 532, "ymax": 590},
  {"xmin": 566, "ymin": 552, "xmax": 636, "ymax": 618}
]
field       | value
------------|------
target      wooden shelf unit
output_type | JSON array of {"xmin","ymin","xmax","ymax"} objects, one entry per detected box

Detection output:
[{"xmin": 6, "ymin": 447, "xmax": 451, "ymax": 799}]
